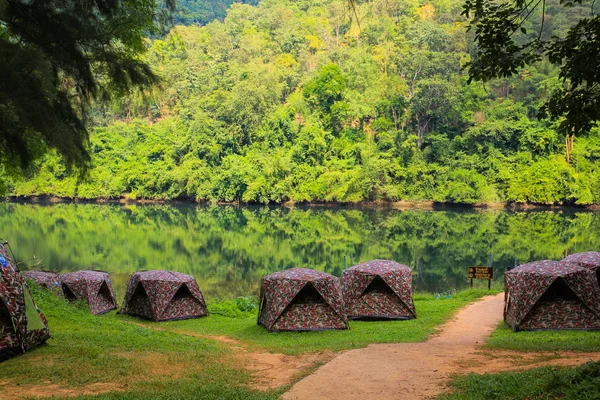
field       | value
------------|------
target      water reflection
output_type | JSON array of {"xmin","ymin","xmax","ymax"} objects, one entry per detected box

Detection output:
[{"xmin": 1, "ymin": 202, "xmax": 598, "ymax": 299}]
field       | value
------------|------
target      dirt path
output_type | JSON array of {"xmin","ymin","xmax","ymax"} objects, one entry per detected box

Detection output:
[{"xmin": 282, "ymin": 293, "xmax": 600, "ymax": 400}]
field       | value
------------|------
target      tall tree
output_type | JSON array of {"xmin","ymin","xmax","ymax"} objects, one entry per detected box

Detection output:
[
  {"xmin": 303, "ymin": 64, "xmax": 348, "ymax": 133},
  {"xmin": 0, "ymin": 0, "xmax": 174, "ymax": 176},
  {"xmin": 410, "ymin": 79, "xmax": 459, "ymax": 150}
]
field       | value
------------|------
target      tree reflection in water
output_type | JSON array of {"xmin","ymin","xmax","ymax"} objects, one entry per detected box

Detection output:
[{"xmin": 1, "ymin": 202, "xmax": 598, "ymax": 299}]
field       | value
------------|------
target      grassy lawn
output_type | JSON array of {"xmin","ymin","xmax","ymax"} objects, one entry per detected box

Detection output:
[
  {"xmin": 486, "ymin": 322, "xmax": 600, "ymax": 352},
  {"xmin": 440, "ymin": 361, "xmax": 600, "ymax": 400},
  {"xmin": 133, "ymin": 289, "xmax": 499, "ymax": 355},
  {"xmin": 0, "ymin": 286, "xmax": 283, "ymax": 400},
  {"xmin": 0, "ymin": 285, "xmax": 497, "ymax": 399},
  {"xmin": 7, "ymin": 283, "xmax": 600, "ymax": 400}
]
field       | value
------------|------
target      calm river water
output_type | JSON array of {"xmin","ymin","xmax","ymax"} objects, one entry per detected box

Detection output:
[{"xmin": 1, "ymin": 202, "xmax": 599, "ymax": 300}]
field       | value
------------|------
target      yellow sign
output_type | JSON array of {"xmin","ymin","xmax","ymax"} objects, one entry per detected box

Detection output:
[{"xmin": 468, "ymin": 266, "xmax": 493, "ymax": 279}]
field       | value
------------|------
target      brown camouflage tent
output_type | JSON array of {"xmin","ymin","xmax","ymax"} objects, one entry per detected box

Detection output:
[
  {"xmin": 1, "ymin": 243, "xmax": 51, "ymax": 361},
  {"xmin": 60, "ymin": 271, "xmax": 118, "ymax": 315},
  {"xmin": 119, "ymin": 270, "xmax": 207, "ymax": 321},
  {"xmin": 258, "ymin": 268, "xmax": 348, "ymax": 332},
  {"xmin": 563, "ymin": 252, "xmax": 600, "ymax": 285},
  {"xmin": 22, "ymin": 271, "xmax": 62, "ymax": 296},
  {"xmin": 342, "ymin": 260, "xmax": 416, "ymax": 320},
  {"xmin": 504, "ymin": 260, "xmax": 600, "ymax": 331}
]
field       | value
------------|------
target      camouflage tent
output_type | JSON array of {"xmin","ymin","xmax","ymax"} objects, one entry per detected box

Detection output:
[
  {"xmin": 563, "ymin": 252, "xmax": 600, "ymax": 284},
  {"xmin": 258, "ymin": 268, "xmax": 348, "ymax": 332},
  {"xmin": 22, "ymin": 271, "xmax": 62, "ymax": 296},
  {"xmin": 1, "ymin": 244, "xmax": 51, "ymax": 361},
  {"xmin": 342, "ymin": 260, "xmax": 416, "ymax": 320},
  {"xmin": 60, "ymin": 271, "xmax": 118, "ymax": 315},
  {"xmin": 119, "ymin": 270, "xmax": 207, "ymax": 321},
  {"xmin": 504, "ymin": 260, "xmax": 600, "ymax": 331}
]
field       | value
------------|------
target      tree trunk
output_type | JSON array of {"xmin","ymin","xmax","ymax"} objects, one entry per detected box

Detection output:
[
  {"xmin": 570, "ymin": 134, "xmax": 574, "ymax": 154},
  {"xmin": 392, "ymin": 107, "xmax": 399, "ymax": 130},
  {"xmin": 415, "ymin": 115, "xmax": 430, "ymax": 150},
  {"xmin": 566, "ymin": 132, "xmax": 575, "ymax": 164},
  {"xmin": 566, "ymin": 132, "xmax": 570, "ymax": 164}
]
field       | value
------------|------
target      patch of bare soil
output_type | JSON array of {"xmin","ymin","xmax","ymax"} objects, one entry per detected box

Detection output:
[
  {"xmin": 462, "ymin": 349, "xmax": 600, "ymax": 373},
  {"xmin": 124, "ymin": 321, "xmax": 335, "ymax": 391},
  {"xmin": 282, "ymin": 294, "xmax": 600, "ymax": 400},
  {"xmin": 173, "ymin": 329, "xmax": 336, "ymax": 390},
  {"xmin": 244, "ymin": 350, "xmax": 337, "ymax": 391},
  {"xmin": 0, "ymin": 380, "xmax": 123, "ymax": 400}
]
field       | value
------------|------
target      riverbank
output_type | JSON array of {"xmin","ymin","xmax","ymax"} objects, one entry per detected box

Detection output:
[{"xmin": 4, "ymin": 195, "xmax": 600, "ymax": 211}]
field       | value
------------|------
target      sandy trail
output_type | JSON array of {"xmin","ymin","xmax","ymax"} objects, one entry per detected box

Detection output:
[{"xmin": 282, "ymin": 293, "xmax": 600, "ymax": 400}]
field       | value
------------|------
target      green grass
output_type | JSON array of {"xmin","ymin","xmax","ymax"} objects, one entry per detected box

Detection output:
[
  {"xmin": 134, "ymin": 289, "xmax": 499, "ymax": 355},
  {"xmin": 0, "ymin": 285, "xmax": 283, "ymax": 400},
  {"xmin": 440, "ymin": 361, "xmax": 600, "ymax": 400},
  {"xmin": 14, "ymin": 284, "xmax": 600, "ymax": 400},
  {"xmin": 1, "ymin": 285, "xmax": 496, "ymax": 399},
  {"xmin": 68, "ymin": 382, "xmax": 286, "ymax": 400},
  {"xmin": 486, "ymin": 322, "xmax": 600, "ymax": 352}
]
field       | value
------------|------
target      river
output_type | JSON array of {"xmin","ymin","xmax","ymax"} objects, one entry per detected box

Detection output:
[{"xmin": 1, "ymin": 202, "xmax": 599, "ymax": 300}]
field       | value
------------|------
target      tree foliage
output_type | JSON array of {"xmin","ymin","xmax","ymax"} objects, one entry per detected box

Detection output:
[
  {"xmin": 463, "ymin": 0, "xmax": 600, "ymax": 135},
  {"xmin": 171, "ymin": 0, "xmax": 259, "ymax": 26},
  {"xmin": 4, "ymin": 0, "xmax": 600, "ymax": 205},
  {"xmin": 0, "ymin": 0, "xmax": 174, "ymax": 175}
]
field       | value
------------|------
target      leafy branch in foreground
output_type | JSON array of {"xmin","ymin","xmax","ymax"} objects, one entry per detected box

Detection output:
[
  {"xmin": 463, "ymin": 0, "xmax": 600, "ymax": 159},
  {"xmin": 0, "ymin": 0, "xmax": 174, "ymax": 177}
]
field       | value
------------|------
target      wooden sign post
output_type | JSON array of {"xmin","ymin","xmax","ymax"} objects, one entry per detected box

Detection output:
[{"xmin": 468, "ymin": 266, "xmax": 494, "ymax": 289}]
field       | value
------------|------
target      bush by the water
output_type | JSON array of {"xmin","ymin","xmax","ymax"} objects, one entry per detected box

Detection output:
[{"xmin": 208, "ymin": 296, "xmax": 258, "ymax": 318}]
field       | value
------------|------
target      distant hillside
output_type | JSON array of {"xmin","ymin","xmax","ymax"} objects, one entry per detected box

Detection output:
[
  {"xmin": 173, "ymin": 0, "xmax": 259, "ymax": 25},
  {"xmin": 7, "ymin": 0, "xmax": 600, "ymax": 205}
]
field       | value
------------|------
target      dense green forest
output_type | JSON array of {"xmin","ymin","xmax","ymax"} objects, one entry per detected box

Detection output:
[
  {"xmin": 5, "ymin": 0, "xmax": 600, "ymax": 204},
  {"xmin": 172, "ymin": 0, "xmax": 259, "ymax": 26},
  {"xmin": 4, "ymin": 203, "xmax": 599, "ymax": 297}
]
